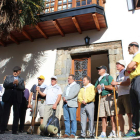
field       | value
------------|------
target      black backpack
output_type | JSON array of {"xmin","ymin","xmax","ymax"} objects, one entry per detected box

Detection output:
[{"xmin": 44, "ymin": 110, "xmax": 60, "ymax": 136}]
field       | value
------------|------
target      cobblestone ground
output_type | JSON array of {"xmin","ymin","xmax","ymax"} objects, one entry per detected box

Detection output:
[{"xmin": 0, "ymin": 132, "xmax": 140, "ymax": 140}]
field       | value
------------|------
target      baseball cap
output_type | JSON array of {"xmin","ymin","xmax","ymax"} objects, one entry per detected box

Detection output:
[
  {"xmin": 116, "ymin": 60, "xmax": 126, "ymax": 67},
  {"xmin": 51, "ymin": 76, "xmax": 57, "ymax": 80},
  {"xmin": 13, "ymin": 66, "xmax": 21, "ymax": 72},
  {"xmin": 96, "ymin": 65, "xmax": 107, "ymax": 71},
  {"xmin": 37, "ymin": 75, "xmax": 45, "ymax": 80}
]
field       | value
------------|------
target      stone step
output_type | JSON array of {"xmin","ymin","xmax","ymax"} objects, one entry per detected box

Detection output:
[
  {"xmin": 7, "ymin": 122, "xmax": 129, "ymax": 136},
  {"xmin": 7, "ymin": 123, "xmax": 112, "ymax": 136}
]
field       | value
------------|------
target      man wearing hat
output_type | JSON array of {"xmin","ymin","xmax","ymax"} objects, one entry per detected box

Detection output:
[
  {"xmin": 95, "ymin": 66, "xmax": 116, "ymax": 138},
  {"xmin": 37, "ymin": 76, "xmax": 62, "ymax": 136},
  {"xmin": 111, "ymin": 60, "xmax": 132, "ymax": 137},
  {"xmin": 0, "ymin": 66, "xmax": 25, "ymax": 134},
  {"xmin": 27, "ymin": 75, "xmax": 47, "ymax": 134}
]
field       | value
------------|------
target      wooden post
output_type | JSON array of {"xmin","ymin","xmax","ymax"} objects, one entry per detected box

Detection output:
[
  {"xmin": 113, "ymin": 87, "xmax": 119, "ymax": 137},
  {"xmin": 99, "ymin": 0, "xmax": 103, "ymax": 7},
  {"xmin": 96, "ymin": 94, "xmax": 101, "ymax": 138},
  {"xmin": 54, "ymin": 0, "xmax": 58, "ymax": 11},
  {"xmin": 92, "ymin": 0, "xmax": 97, "ymax": 4},
  {"xmin": 31, "ymin": 91, "xmax": 38, "ymax": 134},
  {"xmin": 72, "ymin": 0, "xmax": 76, "ymax": 8}
]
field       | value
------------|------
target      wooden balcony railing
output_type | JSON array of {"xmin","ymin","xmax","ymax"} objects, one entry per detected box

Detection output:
[{"xmin": 43, "ymin": 0, "xmax": 104, "ymax": 13}]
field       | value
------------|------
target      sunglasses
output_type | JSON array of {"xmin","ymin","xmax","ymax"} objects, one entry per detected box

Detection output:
[
  {"xmin": 51, "ymin": 78, "xmax": 56, "ymax": 80},
  {"xmin": 13, "ymin": 71, "xmax": 18, "ymax": 73},
  {"xmin": 128, "ymin": 44, "xmax": 139, "ymax": 50},
  {"xmin": 38, "ymin": 78, "xmax": 43, "ymax": 81}
]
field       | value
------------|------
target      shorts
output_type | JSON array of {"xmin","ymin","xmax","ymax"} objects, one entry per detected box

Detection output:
[
  {"xmin": 43, "ymin": 104, "xmax": 60, "ymax": 125},
  {"xmin": 31, "ymin": 100, "xmax": 45, "ymax": 118},
  {"xmin": 117, "ymin": 94, "xmax": 132, "ymax": 115},
  {"xmin": 99, "ymin": 95, "xmax": 115, "ymax": 117}
]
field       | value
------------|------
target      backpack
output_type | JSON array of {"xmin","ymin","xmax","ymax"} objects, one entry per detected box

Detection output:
[{"xmin": 43, "ymin": 110, "xmax": 60, "ymax": 136}]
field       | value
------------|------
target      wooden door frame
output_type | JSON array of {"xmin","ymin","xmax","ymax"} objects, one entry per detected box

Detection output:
[{"xmin": 70, "ymin": 57, "xmax": 91, "ymax": 121}]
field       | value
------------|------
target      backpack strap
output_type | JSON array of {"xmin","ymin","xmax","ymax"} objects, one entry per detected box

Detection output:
[{"xmin": 105, "ymin": 75, "xmax": 109, "ymax": 85}]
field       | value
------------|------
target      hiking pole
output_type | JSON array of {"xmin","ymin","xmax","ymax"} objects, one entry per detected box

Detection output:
[
  {"xmin": 31, "ymin": 90, "xmax": 38, "ymax": 135},
  {"xmin": 113, "ymin": 87, "xmax": 119, "ymax": 137},
  {"xmin": 96, "ymin": 94, "xmax": 101, "ymax": 138}
]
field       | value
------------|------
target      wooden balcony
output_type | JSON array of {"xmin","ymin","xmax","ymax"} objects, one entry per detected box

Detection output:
[{"xmin": 0, "ymin": 0, "xmax": 107, "ymax": 47}]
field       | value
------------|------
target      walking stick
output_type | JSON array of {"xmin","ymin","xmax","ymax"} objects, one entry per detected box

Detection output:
[
  {"xmin": 113, "ymin": 87, "xmax": 119, "ymax": 137},
  {"xmin": 96, "ymin": 94, "xmax": 101, "ymax": 138},
  {"xmin": 31, "ymin": 90, "xmax": 38, "ymax": 134}
]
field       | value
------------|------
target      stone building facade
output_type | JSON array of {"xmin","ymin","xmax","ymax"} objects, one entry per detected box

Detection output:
[{"xmin": 54, "ymin": 40, "xmax": 123, "ymax": 119}]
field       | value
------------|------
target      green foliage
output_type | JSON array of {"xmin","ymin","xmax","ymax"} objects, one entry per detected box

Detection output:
[{"xmin": 0, "ymin": 0, "xmax": 44, "ymax": 40}]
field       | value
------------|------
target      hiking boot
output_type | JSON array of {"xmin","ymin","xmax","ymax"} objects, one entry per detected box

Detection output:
[
  {"xmin": 61, "ymin": 134, "xmax": 69, "ymax": 138},
  {"xmin": 108, "ymin": 131, "xmax": 116, "ymax": 138},
  {"xmin": 69, "ymin": 134, "xmax": 75, "ymax": 138},
  {"xmin": 125, "ymin": 130, "xmax": 136, "ymax": 137},
  {"xmin": 136, "ymin": 131, "xmax": 140, "ymax": 136},
  {"xmin": 78, "ymin": 136, "xmax": 85, "ymax": 139},
  {"xmin": 0, "ymin": 131, "xmax": 5, "ymax": 134},
  {"xmin": 27, "ymin": 126, "xmax": 34, "ymax": 134}
]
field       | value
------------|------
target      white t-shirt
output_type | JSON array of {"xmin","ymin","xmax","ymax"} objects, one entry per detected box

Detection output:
[
  {"xmin": 0, "ymin": 84, "xmax": 4, "ymax": 101},
  {"xmin": 116, "ymin": 69, "xmax": 130, "ymax": 96},
  {"xmin": 44, "ymin": 84, "xmax": 62, "ymax": 105}
]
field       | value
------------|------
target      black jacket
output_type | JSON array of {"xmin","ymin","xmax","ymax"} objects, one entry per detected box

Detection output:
[{"xmin": 2, "ymin": 75, "xmax": 25, "ymax": 103}]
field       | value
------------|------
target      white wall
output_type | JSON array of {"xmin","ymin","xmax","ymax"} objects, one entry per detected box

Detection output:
[
  {"xmin": 0, "ymin": 43, "xmax": 57, "ymax": 124},
  {"xmin": 0, "ymin": 0, "xmax": 140, "ymax": 124}
]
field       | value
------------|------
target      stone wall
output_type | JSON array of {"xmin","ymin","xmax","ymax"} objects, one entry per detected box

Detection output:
[{"xmin": 54, "ymin": 40, "xmax": 123, "ymax": 120}]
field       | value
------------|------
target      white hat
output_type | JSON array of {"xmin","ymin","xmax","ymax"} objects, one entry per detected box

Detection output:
[
  {"xmin": 51, "ymin": 76, "xmax": 57, "ymax": 80},
  {"xmin": 116, "ymin": 60, "xmax": 126, "ymax": 67}
]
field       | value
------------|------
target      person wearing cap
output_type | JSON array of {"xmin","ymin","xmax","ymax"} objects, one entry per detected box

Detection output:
[
  {"xmin": 125, "ymin": 42, "xmax": 140, "ymax": 137},
  {"xmin": 36, "ymin": 76, "xmax": 62, "ymax": 137},
  {"xmin": 61, "ymin": 74, "xmax": 80, "ymax": 138},
  {"xmin": 0, "ymin": 66, "xmax": 25, "ymax": 134},
  {"xmin": 95, "ymin": 65, "xmax": 116, "ymax": 138},
  {"xmin": 111, "ymin": 60, "xmax": 132, "ymax": 137},
  {"xmin": 27, "ymin": 75, "xmax": 47, "ymax": 134}
]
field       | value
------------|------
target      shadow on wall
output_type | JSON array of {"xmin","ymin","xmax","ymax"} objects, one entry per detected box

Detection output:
[
  {"xmin": 0, "ymin": 41, "xmax": 57, "ymax": 83},
  {"xmin": 0, "ymin": 51, "xmax": 47, "ymax": 83},
  {"xmin": 0, "ymin": 27, "xmax": 107, "ymax": 83}
]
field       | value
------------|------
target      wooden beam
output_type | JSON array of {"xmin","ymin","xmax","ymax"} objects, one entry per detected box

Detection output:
[
  {"xmin": 53, "ymin": 20, "xmax": 64, "ymax": 37},
  {"xmin": 0, "ymin": 41, "xmax": 6, "ymax": 47},
  {"xmin": 72, "ymin": 17, "xmax": 82, "ymax": 34},
  {"xmin": 92, "ymin": 14, "xmax": 100, "ymax": 31},
  {"xmin": 35, "ymin": 24, "xmax": 48, "ymax": 39},
  {"xmin": 10, "ymin": 34, "xmax": 19, "ymax": 45},
  {"xmin": 22, "ymin": 30, "xmax": 33, "ymax": 42}
]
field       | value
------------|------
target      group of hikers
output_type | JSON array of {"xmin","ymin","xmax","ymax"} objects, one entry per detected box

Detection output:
[{"xmin": 0, "ymin": 42, "xmax": 140, "ymax": 139}]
